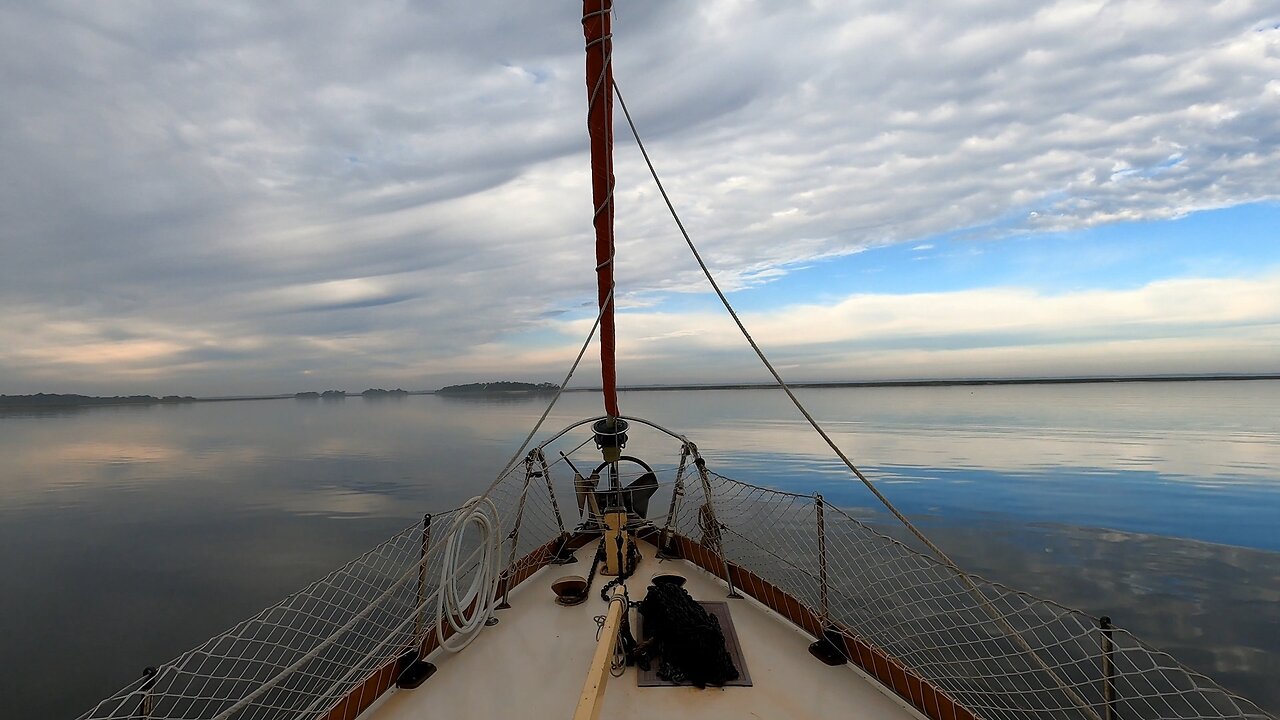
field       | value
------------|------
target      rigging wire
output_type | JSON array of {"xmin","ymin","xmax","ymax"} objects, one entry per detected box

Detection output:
[
  {"xmin": 613, "ymin": 82, "xmax": 1104, "ymax": 720},
  {"xmin": 475, "ymin": 288, "xmax": 612, "ymax": 500},
  {"xmin": 613, "ymin": 81, "xmax": 947, "ymax": 563}
]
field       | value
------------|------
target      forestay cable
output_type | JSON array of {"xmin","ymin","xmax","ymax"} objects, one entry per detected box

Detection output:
[{"xmin": 613, "ymin": 82, "xmax": 1104, "ymax": 720}]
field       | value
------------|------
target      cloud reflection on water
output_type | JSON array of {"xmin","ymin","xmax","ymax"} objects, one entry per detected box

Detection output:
[{"xmin": 0, "ymin": 382, "xmax": 1277, "ymax": 716}]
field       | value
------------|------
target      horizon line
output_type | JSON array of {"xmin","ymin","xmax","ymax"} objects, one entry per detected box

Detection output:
[
  {"xmin": 6, "ymin": 372, "xmax": 1279, "ymax": 405},
  {"xmin": 98, "ymin": 371, "xmax": 1280, "ymax": 401}
]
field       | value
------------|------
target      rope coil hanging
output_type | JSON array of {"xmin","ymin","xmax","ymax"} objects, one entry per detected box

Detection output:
[{"xmin": 436, "ymin": 496, "xmax": 501, "ymax": 653}]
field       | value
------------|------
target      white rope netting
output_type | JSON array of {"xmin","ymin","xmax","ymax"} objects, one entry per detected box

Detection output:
[
  {"xmin": 663, "ymin": 469, "xmax": 1273, "ymax": 720},
  {"xmin": 75, "ymin": 458, "xmax": 576, "ymax": 720},
  {"xmin": 75, "ymin": 436, "xmax": 1271, "ymax": 720}
]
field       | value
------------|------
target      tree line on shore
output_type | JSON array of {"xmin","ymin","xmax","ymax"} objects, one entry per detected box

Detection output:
[
  {"xmin": 294, "ymin": 389, "xmax": 411, "ymax": 399},
  {"xmin": 437, "ymin": 381, "xmax": 559, "ymax": 395},
  {"xmin": 0, "ymin": 393, "xmax": 196, "ymax": 408}
]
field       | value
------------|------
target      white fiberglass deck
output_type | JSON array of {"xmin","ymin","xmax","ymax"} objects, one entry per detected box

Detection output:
[{"xmin": 360, "ymin": 541, "xmax": 922, "ymax": 720}]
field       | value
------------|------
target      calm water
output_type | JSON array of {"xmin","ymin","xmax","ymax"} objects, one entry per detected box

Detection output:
[{"xmin": 2, "ymin": 381, "xmax": 1278, "ymax": 717}]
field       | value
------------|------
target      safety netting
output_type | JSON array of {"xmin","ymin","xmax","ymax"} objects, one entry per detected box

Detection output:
[
  {"xmin": 77, "ymin": 436, "xmax": 1272, "ymax": 720},
  {"xmin": 75, "ymin": 452, "xmax": 577, "ymax": 720},
  {"xmin": 662, "ymin": 469, "xmax": 1273, "ymax": 720}
]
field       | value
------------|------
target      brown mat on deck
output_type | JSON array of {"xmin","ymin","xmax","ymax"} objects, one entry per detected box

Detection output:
[{"xmin": 636, "ymin": 600, "xmax": 753, "ymax": 687}]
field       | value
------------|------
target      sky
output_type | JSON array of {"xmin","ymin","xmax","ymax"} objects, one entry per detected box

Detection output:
[{"xmin": 1, "ymin": 0, "xmax": 1277, "ymax": 396}]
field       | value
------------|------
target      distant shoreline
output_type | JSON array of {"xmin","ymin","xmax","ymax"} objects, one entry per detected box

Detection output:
[
  {"xmin": 0, "ymin": 393, "xmax": 199, "ymax": 410},
  {"xmin": 585, "ymin": 373, "xmax": 1280, "ymax": 393},
  {"xmin": 3, "ymin": 374, "xmax": 1276, "ymax": 408}
]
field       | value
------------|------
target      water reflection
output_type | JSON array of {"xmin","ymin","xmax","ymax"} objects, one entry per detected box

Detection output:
[
  {"xmin": 884, "ymin": 520, "xmax": 1280, "ymax": 710},
  {"xmin": 712, "ymin": 453, "xmax": 1280, "ymax": 551},
  {"xmin": 0, "ymin": 381, "xmax": 1276, "ymax": 717}
]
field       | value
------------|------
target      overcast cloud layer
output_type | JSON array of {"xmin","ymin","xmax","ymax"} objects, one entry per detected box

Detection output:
[{"xmin": 1, "ymin": 1, "xmax": 1277, "ymax": 395}]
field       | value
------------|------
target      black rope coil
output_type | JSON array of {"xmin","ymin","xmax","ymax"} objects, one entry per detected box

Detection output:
[{"xmin": 637, "ymin": 582, "xmax": 739, "ymax": 688}]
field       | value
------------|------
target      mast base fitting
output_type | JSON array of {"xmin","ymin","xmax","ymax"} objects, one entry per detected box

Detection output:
[
  {"xmin": 808, "ymin": 626, "xmax": 848, "ymax": 666},
  {"xmin": 549, "ymin": 534, "xmax": 580, "ymax": 564},
  {"xmin": 655, "ymin": 536, "xmax": 683, "ymax": 560},
  {"xmin": 396, "ymin": 650, "xmax": 438, "ymax": 689},
  {"xmin": 593, "ymin": 418, "xmax": 629, "ymax": 462}
]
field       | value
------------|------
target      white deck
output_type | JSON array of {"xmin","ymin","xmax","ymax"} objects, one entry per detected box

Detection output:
[{"xmin": 361, "ymin": 542, "xmax": 923, "ymax": 720}]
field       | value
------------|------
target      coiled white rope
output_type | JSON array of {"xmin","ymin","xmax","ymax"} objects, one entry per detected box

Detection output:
[{"xmin": 436, "ymin": 496, "xmax": 502, "ymax": 653}]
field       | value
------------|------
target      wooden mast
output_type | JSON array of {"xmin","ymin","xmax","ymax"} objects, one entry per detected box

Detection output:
[{"xmin": 583, "ymin": 0, "xmax": 620, "ymax": 419}]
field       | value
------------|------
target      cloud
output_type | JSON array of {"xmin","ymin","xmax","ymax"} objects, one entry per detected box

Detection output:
[
  {"xmin": 542, "ymin": 272, "xmax": 1280, "ymax": 382},
  {"xmin": 0, "ymin": 1, "xmax": 1277, "ymax": 393}
]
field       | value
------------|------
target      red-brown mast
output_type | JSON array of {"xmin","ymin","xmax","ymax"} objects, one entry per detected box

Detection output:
[{"xmin": 583, "ymin": 0, "xmax": 620, "ymax": 418}]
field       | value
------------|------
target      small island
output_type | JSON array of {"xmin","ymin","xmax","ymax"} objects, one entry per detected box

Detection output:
[
  {"xmin": 294, "ymin": 390, "xmax": 348, "ymax": 399},
  {"xmin": 361, "ymin": 388, "xmax": 410, "ymax": 397},
  {"xmin": 437, "ymin": 381, "xmax": 560, "ymax": 396},
  {"xmin": 0, "ymin": 393, "xmax": 196, "ymax": 409}
]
